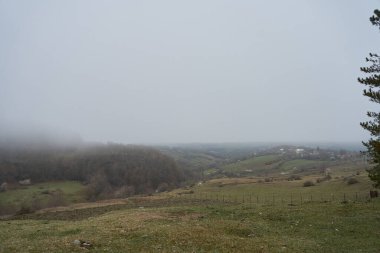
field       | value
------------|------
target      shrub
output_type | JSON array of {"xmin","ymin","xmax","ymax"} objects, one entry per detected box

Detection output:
[
  {"xmin": 287, "ymin": 175, "xmax": 302, "ymax": 181},
  {"xmin": 16, "ymin": 205, "xmax": 33, "ymax": 215},
  {"xmin": 347, "ymin": 178, "xmax": 359, "ymax": 185},
  {"xmin": 41, "ymin": 190, "xmax": 50, "ymax": 194},
  {"xmin": 114, "ymin": 185, "xmax": 135, "ymax": 198},
  {"xmin": 156, "ymin": 182, "xmax": 169, "ymax": 193},
  {"xmin": 317, "ymin": 175, "xmax": 332, "ymax": 183},
  {"xmin": 303, "ymin": 180, "xmax": 315, "ymax": 187},
  {"xmin": 85, "ymin": 171, "xmax": 112, "ymax": 201}
]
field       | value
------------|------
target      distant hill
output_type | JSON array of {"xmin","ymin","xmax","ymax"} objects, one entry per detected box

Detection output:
[{"xmin": 0, "ymin": 143, "xmax": 184, "ymax": 200}]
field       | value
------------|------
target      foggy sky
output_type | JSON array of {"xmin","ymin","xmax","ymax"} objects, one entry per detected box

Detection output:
[{"xmin": 1, "ymin": 0, "xmax": 379, "ymax": 144}]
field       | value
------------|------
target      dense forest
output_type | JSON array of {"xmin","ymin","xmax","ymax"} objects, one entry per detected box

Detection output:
[{"xmin": 0, "ymin": 143, "xmax": 185, "ymax": 199}]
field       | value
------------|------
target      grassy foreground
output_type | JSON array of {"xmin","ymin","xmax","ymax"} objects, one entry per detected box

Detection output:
[
  {"xmin": 0, "ymin": 166, "xmax": 379, "ymax": 253},
  {"xmin": 0, "ymin": 194, "xmax": 379, "ymax": 252}
]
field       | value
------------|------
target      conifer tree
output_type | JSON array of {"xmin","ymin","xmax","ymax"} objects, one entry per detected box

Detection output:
[{"xmin": 358, "ymin": 10, "xmax": 380, "ymax": 187}]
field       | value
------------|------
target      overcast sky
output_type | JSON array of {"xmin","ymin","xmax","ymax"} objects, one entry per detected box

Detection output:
[{"xmin": 1, "ymin": 0, "xmax": 379, "ymax": 144}]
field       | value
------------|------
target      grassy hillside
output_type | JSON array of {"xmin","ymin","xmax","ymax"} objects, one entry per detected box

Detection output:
[
  {"xmin": 0, "ymin": 147, "xmax": 377, "ymax": 252},
  {"xmin": 188, "ymin": 173, "xmax": 373, "ymax": 204},
  {"xmin": 222, "ymin": 155, "xmax": 280, "ymax": 172},
  {"xmin": 279, "ymin": 159, "xmax": 327, "ymax": 172},
  {"xmin": 216, "ymin": 154, "xmax": 364, "ymax": 179},
  {"xmin": 0, "ymin": 181, "xmax": 86, "ymax": 214},
  {"xmin": 1, "ymin": 167, "xmax": 379, "ymax": 252},
  {"xmin": 1, "ymin": 194, "xmax": 379, "ymax": 252}
]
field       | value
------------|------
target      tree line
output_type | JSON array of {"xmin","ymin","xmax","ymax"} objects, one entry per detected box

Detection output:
[{"xmin": 0, "ymin": 143, "xmax": 185, "ymax": 199}]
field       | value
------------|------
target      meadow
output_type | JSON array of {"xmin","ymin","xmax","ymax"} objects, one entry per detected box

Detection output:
[
  {"xmin": 0, "ymin": 181, "xmax": 86, "ymax": 215},
  {"xmin": 0, "ymin": 153, "xmax": 379, "ymax": 252},
  {"xmin": 1, "ymin": 175, "xmax": 379, "ymax": 252}
]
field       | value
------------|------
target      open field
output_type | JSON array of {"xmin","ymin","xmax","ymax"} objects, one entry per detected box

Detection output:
[
  {"xmin": 215, "ymin": 154, "xmax": 364, "ymax": 178},
  {"xmin": 0, "ymin": 181, "xmax": 86, "ymax": 214},
  {"xmin": 0, "ymin": 151, "xmax": 378, "ymax": 252},
  {"xmin": 191, "ymin": 173, "xmax": 373, "ymax": 203},
  {"xmin": 0, "ymin": 196, "xmax": 379, "ymax": 253},
  {"xmin": 1, "ymin": 171, "xmax": 379, "ymax": 253},
  {"xmin": 222, "ymin": 155, "xmax": 281, "ymax": 174}
]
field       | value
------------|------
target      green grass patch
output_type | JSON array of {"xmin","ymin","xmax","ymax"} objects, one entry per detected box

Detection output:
[
  {"xmin": 1, "ymin": 200, "xmax": 379, "ymax": 252},
  {"xmin": 0, "ymin": 181, "xmax": 86, "ymax": 212},
  {"xmin": 190, "ymin": 174, "xmax": 373, "ymax": 204},
  {"xmin": 0, "ymin": 162, "xmax": 378, "ymax": 252},
  {"xmin": 279, "ymin": 159, "xmax": 327, "ymax": 172},
  {"xmin": 222, "ymin": 155, "xmax": 281, "ymax": 173}
]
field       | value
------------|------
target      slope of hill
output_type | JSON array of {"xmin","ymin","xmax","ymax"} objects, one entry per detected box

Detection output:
[
  {"xmin": 0, "ymin": 143, "xmax": 184, "ymax": 205},
  {"xmin": 1, "ymin": 171, "xmax": 378, "ymax": 253}
]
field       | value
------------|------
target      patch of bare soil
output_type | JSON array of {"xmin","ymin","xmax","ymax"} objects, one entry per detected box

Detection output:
[{"xmin": 208, "ymin": 177, "xmax": 259, "ymax": 186}]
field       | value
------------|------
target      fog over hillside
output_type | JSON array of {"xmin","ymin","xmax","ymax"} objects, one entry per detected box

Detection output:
[
  {"xmin": 0, "ymin": 125, "xmax": 84, "ymax": 150},
  {"xmin": 1, "ymin": 0, "xmax": 379, "ymax": 144}
]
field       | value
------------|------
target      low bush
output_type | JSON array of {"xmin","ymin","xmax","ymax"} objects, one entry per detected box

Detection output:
[
  {"xmin": 156, "ymin": 182, "xmax": 169, "ymax": 193},
  {"xmin": 16, "ymin": 205, "xmax": 33, "ymax": 215},
  {"xmin": 317, "ymin": 175, "xmax": 332, "ymax": 183},
  {"xmin": 287, "ymin": 175, "xmax": 302, "ymax": 181},
  {"xmin": 347, "ymin": 178, "xmax": 359, "ymax": 185},
  {"xmin": 303, "ymin": 180, "xmax": 315, "ymax": 187}
]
